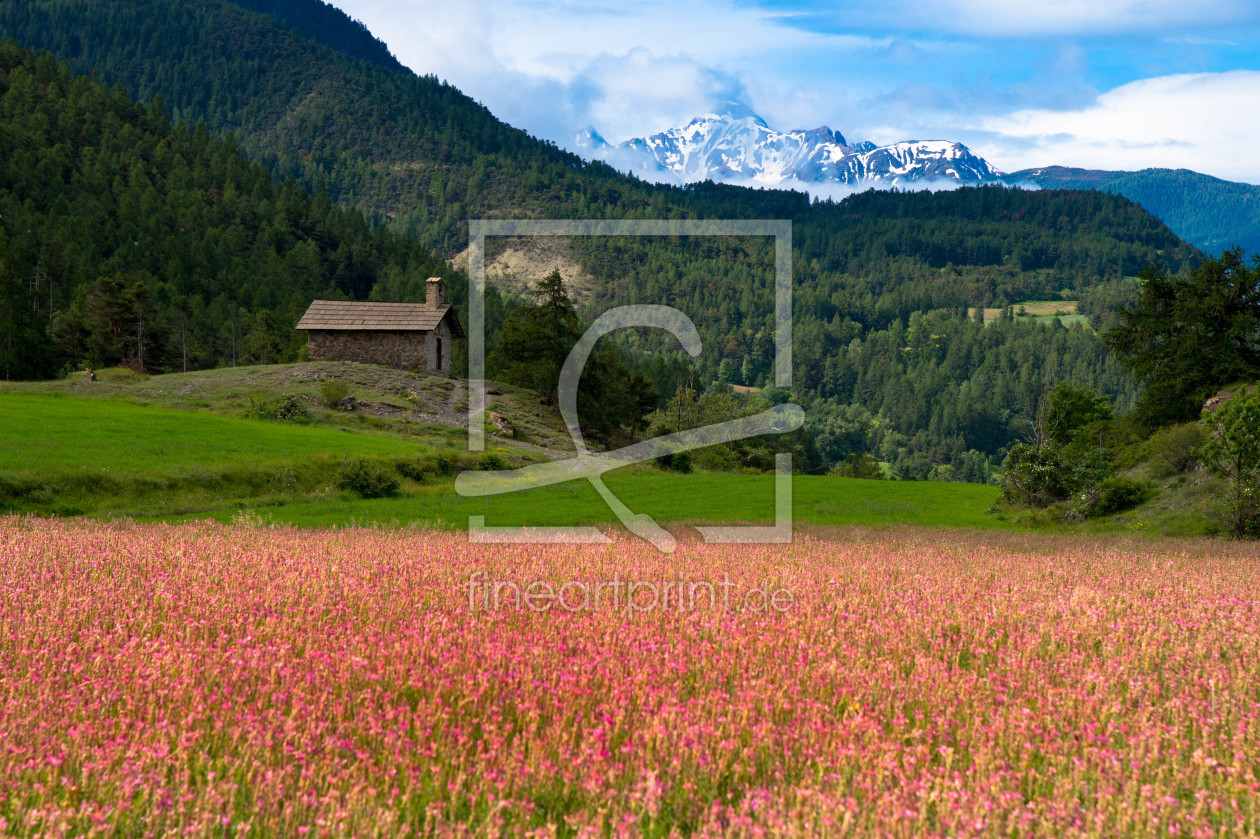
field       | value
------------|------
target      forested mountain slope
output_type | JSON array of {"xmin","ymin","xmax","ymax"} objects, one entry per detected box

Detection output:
[
  {"xmin": 0, "ymin": 0, "xmax": 659, "ymax": 255},
  {"xmin": 0, "ymin": 45, "xmax": 452, "ymax": 378},
  {"xmin": 1006, "ymin": 167, "xmax": 1260, "ymax": 257},
  {"xmin": 0, "ymin": 0, "xmax": 1196, "ymax": 265}
]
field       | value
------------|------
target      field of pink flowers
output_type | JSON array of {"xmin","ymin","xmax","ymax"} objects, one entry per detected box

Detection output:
[{"xmin": 3, "ymin": 518, "xmax": 1260, "ymax": 837}]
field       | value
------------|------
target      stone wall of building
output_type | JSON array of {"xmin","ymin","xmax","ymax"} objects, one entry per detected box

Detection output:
[
  {"xmin": 307, "ymin": 330, "xmax": 429, "ymax": 371},
  {"xmin": 305, "ymin": 321, "xmax": 457, "ymax": 375}
]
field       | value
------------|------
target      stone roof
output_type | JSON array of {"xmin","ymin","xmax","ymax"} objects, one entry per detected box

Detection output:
[{"xmin": 295, "ymin": 300, "xmax": 465, "ymax": 337}]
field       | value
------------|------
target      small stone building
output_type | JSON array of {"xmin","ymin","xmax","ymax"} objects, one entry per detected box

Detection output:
[{"xmin": 295, "ymin": 278, "xmax": 465, "ymax": 376}]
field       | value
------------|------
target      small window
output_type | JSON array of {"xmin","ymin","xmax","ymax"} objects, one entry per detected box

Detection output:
[{"xmin": 436, "ymin": 337, "xmax": 443, "ymax": 370}]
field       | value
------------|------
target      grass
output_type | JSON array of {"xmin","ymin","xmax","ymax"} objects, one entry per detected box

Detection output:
[
  {"xmin": 971, "ymin": 300, "xmax": 1086, "ymax": 327},
  {"xmin": 0, "ymin": 385, "xmax": 1010, "ymax": 529},
  {"xmin": 0, "ymin": 390, "xmax": 542, "ymax": 517},
  {"xmin": 0, "ymin": 361, "xmax": 581, "ymax": 454},
  {"xmin": 0, "ymin": 392, "xmax": 421, "ymax": 473},
  {"xmin": 0, "ymin": 364, "xmax": 1223, "ymax": 538},
  {"xmin": 169, "ymin": 468, "xmax": 1007, "ymax": 530}
]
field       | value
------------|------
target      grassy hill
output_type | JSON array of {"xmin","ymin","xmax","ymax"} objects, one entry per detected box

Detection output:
[{"xmin": 0, "ymin": 362, "xmax": 565, "ymax": 517}]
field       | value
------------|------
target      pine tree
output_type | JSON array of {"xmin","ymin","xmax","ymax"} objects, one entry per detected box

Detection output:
[
  {"xmin": 1105, "ymin": 248, "xmax": 1260, "ymax": 428},
  {"xmin": 488, "ymin": 270, "xmax": 580, "ymax": 406}
]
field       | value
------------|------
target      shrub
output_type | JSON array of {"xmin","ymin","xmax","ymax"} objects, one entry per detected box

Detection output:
[
  {"xmin": 829, "ymin": 453, "xmax": 884, "ymax": 480},
  {"xmin": 246, "ymin": 394, "xmax": 307, "ymax": 421},
  {"xmin": 393, "ymin": 458, "xmax": 431, "ymax": 483},
  {"xmin": 654, "ymin": 444, "xmax": 692, "ymax": 473},
  {"xmin": 1148, "ymin": 422, "xmax": 1206, "ymax": 476},
  {"xmin": 1113, "ymin": 439, "xmax": 1152, "ymax": 472},
  {"xmin": 692, "ymin": 445, "xmax": 737, "ymax": 472},
  {"xmin": 336, "ymin": 459, "xmax": 399, "ymax": 498},
  {"xmin": 244, "ymin": 396, "xmax": 273, "ymax": 419},
  {"xmin": 1092, "ymin": 476, "xmax": 1153, "ymax": 516},
  {"xmin": 273, "ymin": 395, "xmax": 306, "ymax": 421},
  {"xmin": 318, "ymin": 379, "xmax": 353, "ymax": 408},
  {"xmin": 999, "ymin": 442, "xmax": 1073, "ymax": 506},
  {"xmin": 1064, "ymin": 476, "xmax": 1152, "ymax": 520},
  {"xmin": 394, "ymin": 452, "xmax": 482, "ymax": 482}
]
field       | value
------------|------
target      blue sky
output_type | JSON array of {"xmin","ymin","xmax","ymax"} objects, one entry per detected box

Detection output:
[{"xmin": 327, "ymin": 0, "xmax": 1260, "ymax": 182}]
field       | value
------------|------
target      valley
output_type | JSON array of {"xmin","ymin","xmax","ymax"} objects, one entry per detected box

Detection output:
[{"xmin": 1, "ymin": 1, "xmax": 1259, "ymax": 836}]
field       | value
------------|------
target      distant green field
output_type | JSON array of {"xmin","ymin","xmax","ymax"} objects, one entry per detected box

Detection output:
[
  {"xmin": 970, "ymin": 301, "xmax": 1089, "ymax": 329},
  {"xmin": 1033, "ymin": 313, "xmax": 1090, "ymax": 327},
  {"xmin": 173, "ymin": 470, "xmax": 1006, "ymax": 531}
]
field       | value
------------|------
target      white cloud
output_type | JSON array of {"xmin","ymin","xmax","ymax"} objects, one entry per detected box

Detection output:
[
  {"xmin": 325, "ymin": 0, "xmax": 1260, "ymax": 183},
  {"xmin": 578, "ymin": 50, "xmax": 749, "ymax": 142},
  {"xmin": 482, "ymin": 1, "xmax": 881, "ymax": 79},
  {"xmin": 325, "ymin": 0, "xmax": 881, "ymax": 146},
  {"xmin": 977, "ymin": 71, "xmax": 1260, "ymax": 182}
]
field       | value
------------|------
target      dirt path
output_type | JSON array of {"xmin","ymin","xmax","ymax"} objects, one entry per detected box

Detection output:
[
  {"xmin": 485, "ymin": 435, "xmax": 573, "ymax": 460},
  {"xmin": 443, "ymin": 379, "xmax": 464, "ymax": 423}
]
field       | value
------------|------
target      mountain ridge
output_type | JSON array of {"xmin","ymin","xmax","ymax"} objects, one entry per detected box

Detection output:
[
  {"xmin": 1001, "ymin": 166, "xmax": 1260, "ymax": 256},
  {"xmin": 583, "ymin": 109, "xmax": 1002, "ymax": 187},
  {"xmin": 583, "ymin": 109, "xmax": 1258, "ymax": 256}
]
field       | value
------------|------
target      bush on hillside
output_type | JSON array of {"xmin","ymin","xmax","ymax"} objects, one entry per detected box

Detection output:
[
  {"xmin": 246, "ymin": 393, "xmax": 307, "ymax": 421},
  {"xmin": 336, "ymin": 458, "xmax": 399, "ymax": 498},
  {"xmin": 318, "ymin": 379, "xmax": 353, "ymax": 408},
  {"xmin": 1068, "ymin": 476, "xmax": 1153, "ymax": 520},
  {"xmin": 1148, "ymin": 422, "xmax": 1206, "ymax": 477}
]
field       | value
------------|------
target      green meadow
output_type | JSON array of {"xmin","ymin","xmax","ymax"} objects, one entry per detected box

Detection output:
[
  {"xmin": 0, "ymin": 388, "xmax": 1006, "ymax": 530},
  {"xmin": 0, "ymin": 390, "xmax": 510, "ymax": 518},
  {"xmin": 177, "ymin": 470, "xmax": 1006, "ymax": 531},
  {"xmin": 0, "ymin": 392, "xmax": 421, "ymax": 473}
]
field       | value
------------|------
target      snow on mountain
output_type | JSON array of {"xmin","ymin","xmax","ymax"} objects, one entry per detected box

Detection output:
[{"xmin": 578, "ymin": 108, "xmax": 1002, "ymax": 188}]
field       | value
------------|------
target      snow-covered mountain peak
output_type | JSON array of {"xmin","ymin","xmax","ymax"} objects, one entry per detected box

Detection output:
[{"xmin": 584, "ymin": 110, "xmax": 1001, "ymax": 188}]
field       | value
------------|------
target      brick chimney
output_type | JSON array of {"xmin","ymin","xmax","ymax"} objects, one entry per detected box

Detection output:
[{"xmin": 425, "ymin": 277, "xmax": 445, "ymax": 309}]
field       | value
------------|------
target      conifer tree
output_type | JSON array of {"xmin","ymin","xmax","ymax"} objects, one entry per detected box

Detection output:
[{"xmin": 1105, "ymin": 248, "xmax": 1260, "ymax": 428}]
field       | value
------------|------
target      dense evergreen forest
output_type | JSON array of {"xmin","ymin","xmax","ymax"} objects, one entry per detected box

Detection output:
[
  {"xmin": 0, "ymin": 0, "xmax": 1209, "ymax": 480},
  {"xmin": 0, "ymin": 0, "xmax": 646, "ymax": 254},
  {"xmin": 0, "ymin": 45, "xmax": 453, "ymax": 378}
]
